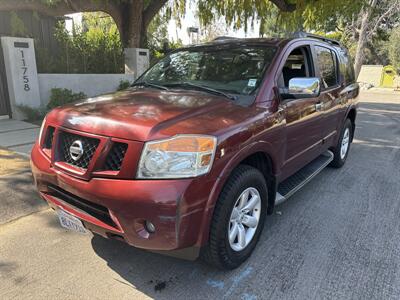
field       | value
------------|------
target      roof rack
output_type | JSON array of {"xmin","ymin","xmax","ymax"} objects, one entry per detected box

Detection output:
[
  {"xmin": 213, "ymin": 36, "xmax": 239, "ymax": 41},
  {"xmin": 293, "ymin": 31, "xmax": 341, "ymax": 47}
]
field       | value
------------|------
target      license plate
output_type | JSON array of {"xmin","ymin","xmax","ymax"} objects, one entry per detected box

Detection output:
[{"xmin": 57, "ymin": 209, "xmax": 88, "ymax": 234}]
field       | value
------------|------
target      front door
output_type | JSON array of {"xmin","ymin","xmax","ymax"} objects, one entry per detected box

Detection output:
[
  {"xmin": 280, "ymin": 95, "xmax": 324, "ymax": 179},
  {"xmin": 277, "ymin": 44, "xmax": 324, "ymax": 180}
]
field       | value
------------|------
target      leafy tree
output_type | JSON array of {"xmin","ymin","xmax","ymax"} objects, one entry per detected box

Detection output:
[
  {"xmin": 350, "ymin": 0, "xmax": 400, "ymax": 77},
  {"xmin": 10, "ymin": 11, "xmax": 28, "ymax": 36},
  {"xmin": 3, "ymin": 0, "xmax": 397, "ymax": 78},
  {"xmin": 306, "ymin": 0, "xmax": 400, "ymax": 77},
  {"xmin": 255, "ymin": 0, "xmax": 399, "ymax": 77},
  {"xmin": 0, "ymin": 0, "xmax": 171, "ymax": 48},
  {"xmin": 200, "ymin": 19, "xmax": 229, "ymax": 42},
  {"xmin": 37, "ymin": 10, "xmax": 180, "ymax": 73},
  {"xmin": 51, "ymin": 12, "xmax": 124, "ymax": 73},
  {"xmin": 0, "ymin": 0, "xmax": 363, "ymax": 50},
  {"xmin": 388, "ymin": 27, "xmax": 400, "ymax": 70},
  {"xmin": 146, "ymin": 11, "xmax": 182, "ymax": 63},
  {"xmin": 197, "ymin": 0, "xmax": 363, "ymax": 36}
]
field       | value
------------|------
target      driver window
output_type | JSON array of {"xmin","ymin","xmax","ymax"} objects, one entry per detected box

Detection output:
[{"xmin": 278, "ymin": 46, "xmax": 314, "ymax": 96}]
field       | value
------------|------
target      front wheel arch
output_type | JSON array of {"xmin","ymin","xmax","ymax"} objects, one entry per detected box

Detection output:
[
  {"xmin": 201, "ymin": 164, "xmax": 268, "ymax": 269},
  {"xmin": 195, "ymin": 144, "xmax": 278, "ymax": 247}
]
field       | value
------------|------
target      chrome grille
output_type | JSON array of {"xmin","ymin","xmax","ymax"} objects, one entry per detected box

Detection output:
[{"xmin": 58, "ymin": 131, "xmax": 99, "ymax": 169}]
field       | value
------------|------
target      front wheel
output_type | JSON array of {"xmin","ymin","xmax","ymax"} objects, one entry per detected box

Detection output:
[
  {"xmin": 330, "ymin": 119, "xmax": 353, "ymax": 168},
  {"xmin": 201, "ymin": 165, "xmax": 267, "ymax": 269}
]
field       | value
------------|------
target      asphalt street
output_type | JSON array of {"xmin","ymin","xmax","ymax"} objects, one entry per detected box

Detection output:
[{"xmin": 1, "ymin": 91, "xmax": 400, "ymax": 300}]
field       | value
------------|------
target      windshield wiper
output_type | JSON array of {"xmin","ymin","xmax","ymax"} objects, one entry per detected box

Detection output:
[
  {"xmin": 131, "ymin": 81, "xmax": 169, "ymax": 91},
  {"xmin": 165, "ymin": 82, "xmax": 237, "ymax": 101}
]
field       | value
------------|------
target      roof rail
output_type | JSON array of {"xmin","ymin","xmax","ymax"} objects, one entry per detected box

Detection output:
[
  {"xmin": 213, "ymin": 36, "xmax": 238, "ymax": 41},
  {"xmin": 293, "ymin": 31, "xmax": 341, "ymax": 47}
]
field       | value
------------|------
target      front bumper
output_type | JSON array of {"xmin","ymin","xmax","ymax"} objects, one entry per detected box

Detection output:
[{"xmin": 31, "ymin": 143, "xmax": 215, "ymax": 253}]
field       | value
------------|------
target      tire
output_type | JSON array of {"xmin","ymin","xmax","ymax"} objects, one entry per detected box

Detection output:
[
  {"xmin": 330, "ymin": 118, "xmax": 353, "ymax": 168},
  {"xmin": 201, "ymin": 165, "xmax": 268, "ymax": 269}
]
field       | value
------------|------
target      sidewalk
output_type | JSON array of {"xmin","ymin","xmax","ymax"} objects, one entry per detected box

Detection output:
[{"xmin": 0, "ymin": 118, "xmax": 39, "ymax": 156}]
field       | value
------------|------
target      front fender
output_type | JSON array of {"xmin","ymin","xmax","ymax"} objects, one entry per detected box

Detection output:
[{"xmin": 195, "ymin": 140, "xmax": 280, "ymax": 247}]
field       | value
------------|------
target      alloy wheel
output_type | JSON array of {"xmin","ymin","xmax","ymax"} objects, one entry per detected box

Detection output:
[
  {"xmin": 340, "ymin": 128, "xmax": 350, "ymax": 159},
  {"xmin": 228, "ymin": 187, "xmax": 261, "ymax": 252}
]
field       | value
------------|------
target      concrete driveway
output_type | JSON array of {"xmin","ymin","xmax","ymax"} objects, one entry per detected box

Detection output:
[{"xmin": 1, "ymin": 91, "xmax": 400, "ymax": 299}]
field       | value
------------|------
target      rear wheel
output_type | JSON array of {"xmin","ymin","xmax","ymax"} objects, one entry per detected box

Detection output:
[
  {"xmin": 330, "ymin": 119, "xmax": 353, "ymax": 168},
  {"xmin": 202, "ymin": 165, "xmax": 267, "ymax": 269}
]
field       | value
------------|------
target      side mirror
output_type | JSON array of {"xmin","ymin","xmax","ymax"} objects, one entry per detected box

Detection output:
[{"xmin": 288, "ymin": 77, "xmax": 321, "ymax": 98}]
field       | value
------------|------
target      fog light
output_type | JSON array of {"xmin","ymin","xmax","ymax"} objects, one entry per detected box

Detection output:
[{"xmin": 145, "ymin": 220, "xmax": 156, "ymax": 233}]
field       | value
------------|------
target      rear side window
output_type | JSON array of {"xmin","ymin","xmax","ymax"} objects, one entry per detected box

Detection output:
[
  {"xmin": 315, "ymin": 46, "xmax": 338, "ymax": 89},
  {"xmin": 339, "ymin": 49, "xmax": 355, "ymax": 84}
]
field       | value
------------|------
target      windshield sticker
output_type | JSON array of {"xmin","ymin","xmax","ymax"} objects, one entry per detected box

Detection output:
[{"xmin": 248, "ymin": 79, "xmax": 257, "ymax": 87}]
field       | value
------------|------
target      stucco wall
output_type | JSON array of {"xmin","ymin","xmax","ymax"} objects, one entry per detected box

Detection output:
[
  {"xmin": 357, "ymin": 65, "xmax": 383, "ymax": 87},
  {"xmin": 38, "ymin": 73, "xmax": 135, "ymax": 106}
]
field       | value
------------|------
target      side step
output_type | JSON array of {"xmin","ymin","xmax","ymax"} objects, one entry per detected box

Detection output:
[{"xmin": 275, "ymin": 150, "xmax": 334, "ymax": 206}]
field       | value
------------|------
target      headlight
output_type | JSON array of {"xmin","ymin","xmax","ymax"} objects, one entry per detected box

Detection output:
[
  {"xmin": 38, "ymin": 116, "xmax": 47, "ymax": 145},
  {"xmin": 137, "ymin": 135, "xmax": 217, "ymax": 179}
]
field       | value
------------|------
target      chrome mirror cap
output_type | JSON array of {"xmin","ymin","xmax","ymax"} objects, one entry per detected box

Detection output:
[{"xmin": 288, "ymin": 77, "xmax": 321, "ymax": 98}]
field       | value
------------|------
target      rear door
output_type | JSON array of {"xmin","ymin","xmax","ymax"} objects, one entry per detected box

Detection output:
[{"xmin": 312, "ymin": 44, "xmax": 342, "ymax": 146}]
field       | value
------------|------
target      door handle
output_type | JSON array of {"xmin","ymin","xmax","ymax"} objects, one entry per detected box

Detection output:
[
  {"xmin": 276, "ymin": 106, "xmax": 285, "ymax": 122},
  {"xmin": 315, "ymin": 102, "xmax": 323, "ymax": 111}
]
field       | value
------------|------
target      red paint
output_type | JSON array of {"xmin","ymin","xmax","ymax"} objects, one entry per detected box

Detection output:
[{"xmin": 31, "ymin": 37, "xmax": 359, "ymax": 255}]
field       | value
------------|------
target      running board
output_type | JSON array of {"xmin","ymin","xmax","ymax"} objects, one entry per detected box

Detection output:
[{"xmin": 275, "ymin": 150, "xmax": 334, "ymax": 206}]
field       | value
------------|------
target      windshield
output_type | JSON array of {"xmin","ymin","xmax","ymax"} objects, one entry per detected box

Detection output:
[{"xmin": 138, "ymin": 46, "xmax": 277, "ymax": 97}]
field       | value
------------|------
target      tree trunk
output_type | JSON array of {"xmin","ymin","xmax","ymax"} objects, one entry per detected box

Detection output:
[
  {"xmin": 353, "ymin": 0, "xmax": 378, "ymax": 79},
  {"xmin": 354, "ymin": 11, "xmax": 369, "ymax": 79},
  {"xmin": 116, "ymin": 0, "xmax": 167, "ymax": 49},
  {"xmin": 115, "ymin": 1, "xmax": 144, "ymax": 48}
]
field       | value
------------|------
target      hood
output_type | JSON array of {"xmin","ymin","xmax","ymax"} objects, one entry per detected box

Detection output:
[{"xmin": 47, "ymin": 88, "xmax": 256, "ymax": 141}]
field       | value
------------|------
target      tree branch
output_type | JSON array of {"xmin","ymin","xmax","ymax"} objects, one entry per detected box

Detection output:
[
  {"xmin": 369, "ymin": 0, "xmax": 400, "ymax": 36},
  {"xmin": 0, "ymin": 0, "xmax": 72, "ymax": 15},
  {"xmin": 269, "ymin": 0, "xmax": 296, "ymax": 12},
  {"xmin": 0, "ymin": 0, "xmax": 121, "ymax": 21},
  {"xmin": 143, "ymin": 0, "xmax": 168, "ymax": 28}
]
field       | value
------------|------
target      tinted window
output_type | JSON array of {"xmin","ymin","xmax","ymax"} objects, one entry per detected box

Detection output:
[
  {"xmin": 342, "ymin": 50, "xmax": 355, "ymax": 83},
  {"xmin": 140, "ymin": 46, "xmax": 276, "ymax": 96},
  {"xmin": 315, "ymin": 46, "xmax": 338, "ymax": 88},
  {"xmin": 279, "ymin": 46, "xmax": 314, "ymax": 88}
]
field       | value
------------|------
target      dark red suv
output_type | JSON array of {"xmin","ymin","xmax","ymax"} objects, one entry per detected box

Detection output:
[{"xmin": 31, "ymin": 33, "xmax": 358, "ymax": 269}]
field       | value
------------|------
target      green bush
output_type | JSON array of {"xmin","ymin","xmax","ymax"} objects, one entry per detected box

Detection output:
[
  {"xmin": 17, "ymin": 105, "xmax": 46, "ymax": 122},
  {"xmin": 47, "ymin": 88, "xmax": 87, "ymax": 110},
  {"xmin": 37, "ymin": 12, "xmax": 125, "ymax": 74},
  {"xmin": 117, "ymin": 80, "xmax": 132, "ymax": 91},
  {"xmin": 35, "ymin": 12, "xmax": 181, "ymax": 74}
]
